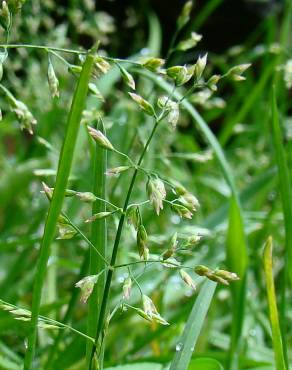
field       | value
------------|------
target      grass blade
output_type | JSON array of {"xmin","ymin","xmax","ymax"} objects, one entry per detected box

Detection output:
[
  {"xmin": 23, "ymin": 52, "xmax": 95, "ymax": 369},
  {"xmin": 169, "ymin": 280, "xmax": 217, "ymax": 370},
  {"xmin": 270, "ymin": 86, "xmax": 292, "ymax": 284},
  {"xmin": 226, "ymin": 196, "xmax": 248, "ymax": 369},
  {"xmin": 269, "ymin": 86, "xmax": 292, "ymax": 367},
  {"xmin": 86, "ymin": 122, "xmax": 107, "ymax": 368},
  {"xmin": 263, "ymin": 237, "xmax": 286, "ymax": 370}
]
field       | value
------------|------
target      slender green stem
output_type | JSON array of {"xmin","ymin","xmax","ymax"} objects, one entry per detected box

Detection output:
[
  {"xmin": 114, "ymin": 259, "xmax": 193, "ymax": 269},
  {"xmin": 49, "ymin": 50, "xmax": 72, "ymax": 67},
  {"xmin": 62, "ymin": 213, "xmax": 109, "ymax": 267},
  {"xmin": 0, "ymin": 43, "xmax": 85, "ymax": 54},
  {"xmin": 89, "ymin": 119, "xmax": 160, "ymax": 369},
  {"xmin": 86, "ymin": 121, "xmax": 107, "ymax": 369},
  {"xmin": 0, "ymin": 299, "xmax": 94, "ymax": 344},
  {"xmin": 23, "ymin": 51, "xmax": 95, "ymax": 370},
  {"xmin": 0, "ymin": 44, "xmax": 142, "ymax": 66}
]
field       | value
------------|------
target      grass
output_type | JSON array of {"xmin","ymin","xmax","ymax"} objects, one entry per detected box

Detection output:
[
  {"xmin": 0, "ymin": 1, "xmax": 291, "ymax": 370},
  {"xmin": 24, "ymin": 51, "xmax": 95, "ymax": 369}
]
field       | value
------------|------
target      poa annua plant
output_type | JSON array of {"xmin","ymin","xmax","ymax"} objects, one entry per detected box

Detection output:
[{"xmin": 0, "ymin": 1, "xmax": 253, "ymax": 369}]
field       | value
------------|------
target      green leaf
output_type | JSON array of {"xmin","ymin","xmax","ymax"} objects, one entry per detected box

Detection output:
[
  {"xmin": 105, "ymin": 364, "xmax": 163, "ymax": 370},
  {"xmin": 263, "ymin": 237, "xmax": 287, "ymax": 370},
  {"xmin": 169, "ymin": 280, "xmax": 217, "ymax": 370},
  {"xmin": 227, "ymin": 196, "xmax": 248, "ymax": 278},
  {"xmin": 226, "ymin": 196, "xmax": 248, "ymax": 369},
  {"xmin": 189, "ymin": 358, "xmax": 224, "ymax": 370},
  {"xmin": 24, "ymin": 52, "xmax": 95, "ymax": 369},
  {"xmin": 270, "ymin": 86, "xmax": 292, "ymax": 283},
  {"xmin": 269, "ymin": 86, "xmax": 292, "ymax": 368}
]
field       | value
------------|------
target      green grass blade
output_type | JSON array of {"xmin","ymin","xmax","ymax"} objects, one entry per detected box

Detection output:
[
  {"xmin": 23, "ymin": 52, "xmax": 95, "ymax": 370},
  {"xmin": 219, "ymin": 61, "xmax": 275, "ymax": 146},
  {"xmin": 191, "ymin": 0, "xmax": 224, "ymax": 31},
  {"xmin": 169, "ymin": 280, "xmax": 217, "ymax": 370},
  {"xmin": 270, "ymin": 86, "xmax": 292, "ymax": 366},
  {"xmin": 263, "ymin": 237, "xmax": 287, "ymax": 370},
  {"xmin": 226, "ymin": 196, "xmax": 248, "ymax": 369},
  {"xmin": 189, "ymin": 358, "xmax": 224, "ymax": 370},
  {"xmin": 270, "ymin": 86, "xmax": 292, "ymax": 284},
  {"xmin": 86, "ymin": 123, "xmax": 107, "ymax": 368},
  {"xmin": 105, "ymin": 364, "xmax": 163, "ymax": 370}
]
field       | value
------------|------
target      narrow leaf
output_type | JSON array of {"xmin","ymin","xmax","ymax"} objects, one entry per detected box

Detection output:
[
  {"xmin": 263, "ymin": 237, "xmax": 287, "ymax": 370},
  {"xmin": 169, "ymin": 280, "xmax": 216, "ymax": 370}
]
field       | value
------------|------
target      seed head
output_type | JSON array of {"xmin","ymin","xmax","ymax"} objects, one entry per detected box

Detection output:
[
  {"xmin": 162, "ymin": 232, "xmax": 178, "ymax": 260},
  {"xmin": 47, "ymin": 58, "xmax": 59, "ymax": 98},
  {"xmin": 93, "ymin": 56, "xmax": 111, "ymax": 76},
  {"xmin": 177, "ymin": 1, "xmax": 193, "ymax": 30},
  {"xmin": 177, "ymin": 32, "xmax": 202, "ymax": 51},
  {"xmin": 207, "ymin": 74, "xmax": 221, "ymax": 91},
  {"xmin": 0, "ymin": 1, "xmax": 10, "ymax": 31},
  {"xmin": 214, "ymin": 269, "xmax": 240, "ymax": 282},
  {"xmin": 127, "ymin": 206, "xmax": 140, "ymax": 230},
  {"xmin": 42, "ymin": 182, "xmax": 53, "ymax": 199},
  {"xmin": 129, "ymin": 93, "xmax": 155, "ymax": 116},
  {"xmin": 180, "ymin": 192, "xmax": 200, "ymax": 212},
  {"xmin": 88, "ymin": 83, "xmax": 105, "ymax": 102},
  {"xmin": 147, "ymin": 177, "xmax": 166, "ymax": 215},
  {"xmin": 171, "ymin": 203, "xmax": 193, "ymax": 219},
  {"xmin": 179, "ymin": 269, "xmax": 196, "ymax": 290},
  {"xmin": 137, "ymin": 224, "xmax": 148, "ymax": 258},
  {"xmin": 85, "ymin": 211, "xmax": 113, "ymax": 223},
  {"xmin": 122, "ymin": 277, "xmax": 132, "ymax": 300},
  {"xmin": 183, "ymin": 234, "xmax": 201, "ymax": 247},
  {"xmin": 142, "ymin": 295, "xmax": 169, "ymax": 325},
  {"xmin": 194, "ymin": 54, "xmax": 207, "ymax": 80},
  {"xmin": 119, "ymin": 65, "xmax": 135, "ymax": 90},
  {"xmin": 8, "ymin": 97, "xmax": 37, "ymax": 134},
  {"xmin": 227, "ymin": 63, "xmax": 251, "ymax": 82},
  {"xmin": 76, "ymin": 191, "xmax": 96, "ymax": 203},
  {"xmin": 75, "ymin": 275, "xmax": 99, "ymax": 303},
  {"xmin": 106, "ymin": 166, "xmax": 131, "ymax": 177},
  {"xmin": 166, "ymin": 65, "xmax": 192, "ymax": 86},
  {"xmin": 194, "ymin": 265, "xmax": 211, "ymax": 276},
  {"xmin": 57, "ymin": 224, "xmax": 77, "ymax": 240},
  {"xmin": 142, "ymin": 57, "xmax": 165, "ymax": 72},
  {"xmin": 87, "ymin": 126, "xmax": 114, "ymax": 151}
]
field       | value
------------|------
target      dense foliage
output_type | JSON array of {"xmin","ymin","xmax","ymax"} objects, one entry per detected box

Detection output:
[{"xmin": 0, "ymin": 1, "xmax": 291, "ymax": 369}]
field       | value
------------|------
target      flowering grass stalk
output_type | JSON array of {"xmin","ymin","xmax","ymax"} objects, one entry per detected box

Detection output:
[{"xmin": 89, "ymin": 118, "xmax": 161, "ymax": 368}]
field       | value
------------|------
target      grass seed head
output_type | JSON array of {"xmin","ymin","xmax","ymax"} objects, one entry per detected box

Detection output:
[
  {"xmin": 87, "ymin": 126, "xmax": 115, "ymax": 151},
  {"xmin": 75, "ymin": 275, "xmax": 99, "ymax": 303}
]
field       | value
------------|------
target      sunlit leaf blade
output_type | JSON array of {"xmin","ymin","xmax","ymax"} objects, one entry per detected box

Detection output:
[
  {"xmin": 169, "ymin": 280, "xmax": 217, "ymax": 370},
  {"xmin": 263, "ymin": 237, "xmax": 287, "ymax": 370},
  {"xmin": 226, "ymin": 196, "xmax": 248, "ymax": 369},
  {"xmin": 105, "ymin": 364, "xmax": 163, "ymax": 370},
  {"xmin": 227, "ymin": 196, "xmax": 248, "ymax": 278},
  {"xmin": 189, "ymin": 357, "xmax": 224, "ymax": 370}
]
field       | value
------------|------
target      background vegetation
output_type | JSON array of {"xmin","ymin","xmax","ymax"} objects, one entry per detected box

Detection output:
[{"xmin": 0, "ymin": 0, "xmax": 291, "ymax": 369}]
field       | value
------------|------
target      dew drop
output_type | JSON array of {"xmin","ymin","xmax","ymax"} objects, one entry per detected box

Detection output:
[
  {"xmin": 175, "ymin": 342, "xmax": 183, "ymax": 352},
  {"xmin": 141, "ymin": 48, "xmax": 149, "ymax": 56}
]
